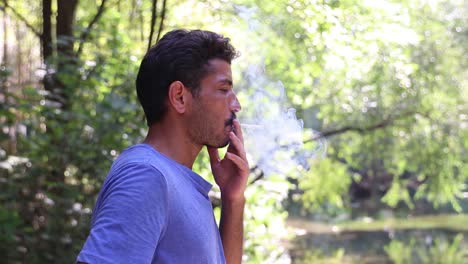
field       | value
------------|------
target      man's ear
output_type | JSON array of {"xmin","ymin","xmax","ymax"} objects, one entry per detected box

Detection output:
[{"xmin": 168, "ymin": 81, "xmax": 190, "ymax": 114}]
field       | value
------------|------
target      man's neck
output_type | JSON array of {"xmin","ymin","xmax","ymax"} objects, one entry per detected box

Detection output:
[{"xmin": 143, "ymin": 121, "xmax": 202, "ymax": 169}]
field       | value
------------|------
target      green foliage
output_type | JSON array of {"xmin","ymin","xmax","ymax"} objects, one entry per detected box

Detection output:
[
  {"xmin": 299, "ymin": 158, "xmax": 351, "ymax": 210},
  {"xmin": 296, "ymin": 248, "xmax": 345, "ymax": 264},
  {"xmin": 422, "ymin": 234, "xmax": 466, "ymax": 264},
  {"xmin": 385, "ymin": 234, "xmax": 467, "ymax": 264},
  {"xmin": 243, "ymin": 0, "xmax": 467, "ymax": 213},
  {"xmin": 243, "ymin": 177, "xmax": 290, "ymax": 263},
  {"xmin": 196, "ymin": 151, "xmax": 291, "ymax": 263},
  {"xmin": 1, "ymin": 2, "xmax": 145, "ymax": 261},
  {"xmin": 384, "ymin": 239, "xmax": 414, "ymax": 264}
]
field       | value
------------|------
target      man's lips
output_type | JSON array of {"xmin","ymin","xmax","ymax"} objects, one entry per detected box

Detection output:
[
  {"xmin": 225, "ymin": 113, "xmax": 237, "ymax": 126},
  {"xmin": 225, "ymin": 120, "xmax": 236, "ymax": 133},
  {"xmin": 225, "ymin": 123, "xmax": 234, "ymax": 132},
  {"xmin": 224, "ymin": 113, "xmax": 237, "ymax": 133}
]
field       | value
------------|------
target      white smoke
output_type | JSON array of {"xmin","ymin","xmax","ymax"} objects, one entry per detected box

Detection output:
[
  {"xmin": 230, "ymin": 5, "xmax": 327, "ymax": 178},
  {"xmin": 237, "ymin": 64, "xmax": 326, "ymax": 178}
]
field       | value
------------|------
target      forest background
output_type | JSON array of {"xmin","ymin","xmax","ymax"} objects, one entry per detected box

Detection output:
[{"xmin": 0, "ymin": 0, "xmax": 466, "ymax": 263}]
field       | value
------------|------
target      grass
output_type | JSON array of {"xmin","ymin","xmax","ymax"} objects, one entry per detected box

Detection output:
[
  {"xmin": 287, "ymin": 214, "xmax": 468, "ymax": 234},
  {"xmin": 339, "ymin": 214, "xmax": 468, "ymax": 232}
]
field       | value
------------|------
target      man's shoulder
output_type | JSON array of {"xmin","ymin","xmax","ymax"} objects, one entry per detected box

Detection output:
[
  {"xmin": 118, "ymin": 143, "xmax": 156, "ymax": 161},
  {"xmin": 112, "ymin": 144, "xmax": 166, "ymax": 169},
  {"xmin": 101, "ymin": 144, "xmax": 161, "ymax": 182}
]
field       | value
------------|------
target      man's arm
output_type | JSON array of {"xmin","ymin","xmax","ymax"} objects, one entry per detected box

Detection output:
[
  {"xmin": 76, "ymin": 164, "xmax": 168, "ymax": 264},
  {"xmin": 208, "ymin": 119, "xmax": 249, "ymax": 264},
  {"xmin": 219, "ymin": 195, "xmax": 245, "ymax": 263}
]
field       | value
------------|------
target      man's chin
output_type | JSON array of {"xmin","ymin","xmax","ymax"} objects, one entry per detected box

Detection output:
[
  {"xmin": 219, "ymin": 140, "xmax": 230, "ymax": 148},
  {"xmin": 206, "ymin": 139, "xmax": 230, "ymax": 149}
]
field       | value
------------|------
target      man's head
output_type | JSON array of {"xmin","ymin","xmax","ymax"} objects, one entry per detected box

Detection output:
[
  {"xmin": 136, "ymin": 29, "xmax": 238, "ymax": 126},
  {"xmin": 185, "ymin": 58, "xmax": 240, "ymax": 147}
]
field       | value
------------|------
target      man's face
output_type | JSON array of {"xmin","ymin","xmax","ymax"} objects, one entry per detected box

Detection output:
[{"xmin": 186, "ymin": 58, "xmax": 241, "ymax": 148}]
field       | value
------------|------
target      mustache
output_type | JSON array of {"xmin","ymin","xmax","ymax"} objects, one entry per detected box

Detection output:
[{"xmin": 225, "ymin": 113, "xmax": 237, "ymax": 127}]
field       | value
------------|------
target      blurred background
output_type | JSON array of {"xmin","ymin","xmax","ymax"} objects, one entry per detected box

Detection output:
[{"xmin": 0, "ymin": 0, "xmax": 467, "ymax": 263}]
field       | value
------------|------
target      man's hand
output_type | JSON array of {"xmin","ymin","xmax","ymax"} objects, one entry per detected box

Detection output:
[
  {"xmin": 207, "ymin": 119, "xmax": 249, "ymax": 202},
  {"xmin": 207, "ymin": 119, "xmax": 248, "ymax": 264}
]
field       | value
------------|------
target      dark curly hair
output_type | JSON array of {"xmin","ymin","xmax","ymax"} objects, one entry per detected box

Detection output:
[{"xmin": 136, "ymin": 29, "xmax": 238, "ymax": 126}]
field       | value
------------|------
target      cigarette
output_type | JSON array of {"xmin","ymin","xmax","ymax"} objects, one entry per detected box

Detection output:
[{"xmin": 240, "ymin": 123, "xmax": 264, "ymax": 129}]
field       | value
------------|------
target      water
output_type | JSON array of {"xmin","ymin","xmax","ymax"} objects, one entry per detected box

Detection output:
[{"xmin": 288, "ymin": 217, "xmax": 468, "ymax": 263}]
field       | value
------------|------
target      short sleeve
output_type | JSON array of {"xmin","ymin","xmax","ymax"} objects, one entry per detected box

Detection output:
[{"xmin": 77, "ymin": 163, "xmax": 168, "ymax": 264}]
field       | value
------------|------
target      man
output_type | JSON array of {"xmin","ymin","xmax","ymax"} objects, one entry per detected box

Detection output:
[{"xmin": 77, "ymin": 29, "xmax": 249, "ymax": 263}]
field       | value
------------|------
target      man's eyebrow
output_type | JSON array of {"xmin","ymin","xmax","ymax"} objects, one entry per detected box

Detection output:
[{"xmin": 218, "ymin": 79, "xmax": 233, "ymax": 86}]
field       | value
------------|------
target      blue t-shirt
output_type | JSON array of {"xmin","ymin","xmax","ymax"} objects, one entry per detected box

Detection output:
[{"xmin": 77, "ymin": 144, "xmax": 226, "ymax": 263}]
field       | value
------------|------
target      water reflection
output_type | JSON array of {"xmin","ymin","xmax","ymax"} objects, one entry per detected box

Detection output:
[{"xmin": 289, "ymin": 228, "xmax": 467, "ymax": 263}]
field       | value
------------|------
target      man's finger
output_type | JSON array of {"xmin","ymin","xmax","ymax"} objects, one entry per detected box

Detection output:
[
  {"xmin": 228, "ymin": 132, "xmax": 247, "ymax": 160},
  {"xmin": 225, "ymin": 152, "xmax": 248, "ymax": 173},
  {"xmin": 207, "ymin": 146, "xmax": 220, "ymax": 166},
  {"xmin": 233, "ymin": 119, "xmax": 244, "ymax": 143}
]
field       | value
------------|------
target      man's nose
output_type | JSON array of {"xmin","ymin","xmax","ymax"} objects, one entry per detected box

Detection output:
[{"xmin": 230, "ymin": 95, "xmax": 241, "ymax": 113}]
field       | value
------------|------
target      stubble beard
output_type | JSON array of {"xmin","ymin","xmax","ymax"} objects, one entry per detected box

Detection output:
[
  {"xmin": 188, "ymin": 103, "xmax": 231, "ymax": 148},
  {"xmin": 189, "ymin": 120, "xmax": 230, "ymax": 148}
]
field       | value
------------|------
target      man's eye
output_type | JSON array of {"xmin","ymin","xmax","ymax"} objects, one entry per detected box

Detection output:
[{"xmin": 220, "ymin": 88, "xmax": 229, "ymax": 93}]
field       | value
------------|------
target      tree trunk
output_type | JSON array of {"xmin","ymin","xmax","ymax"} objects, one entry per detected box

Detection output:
[
  {"xmin": 156, "ymin": 0, "xmax": 167, "ymax": 42},
  {"xmin": 41, "ymin": 0, "xmax": 54, "ymax": 99},
  {"xmin": 15, "ymin": 19, "xmax": 22, "ymax": 86},
  {"xmin": 56, "ymin": 0, "xmax": 78, "ymax": 57},
  {"xmin": 45, "ymin": 0, "xmax": 78, "ymax": 110},
  {"xmin": 147, "ymin": 0, "xmax": 158, "ymax": 51},
  {"xmin": 1, "ymin": 1, "xmax": 8, "ymax": 90},
  {"xmin": 41, "ymin": 0, "xmax": 52, "ymax": 63}
]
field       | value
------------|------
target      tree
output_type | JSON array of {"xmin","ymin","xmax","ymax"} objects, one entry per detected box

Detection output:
[
  {"xmin": 0, "ymin": 0, "xmax": 167, "ymax": 262},
  {"xmin": 216, "ymin": 0, "xmax": 466, "ymax": 214}
]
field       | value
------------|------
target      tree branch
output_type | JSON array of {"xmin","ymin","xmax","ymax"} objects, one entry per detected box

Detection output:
[
  {"xmin": 155, "ymin": 0, "xmax": 167, "ymax": 42},
  {"xmin": 249, "ymin": 165, "xmax": 264, "ymax": 185},
  {"xmin": 147, "ymin": 0, "xmax": 158, "ymax": 51},
  {"xmin": 76, "ymin": 0, "xmax": 108, "ymax": 56},
  {"xmin": 244, "ymin": 111, "xmax": 430, "ymax": 186},
  {"xmin": 304, "ymin": 110, "xmax": 430, "ymax": 143},
  {"xmin": 1, "ymin": 1, "xmax": 41, "ymax": 37}
]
